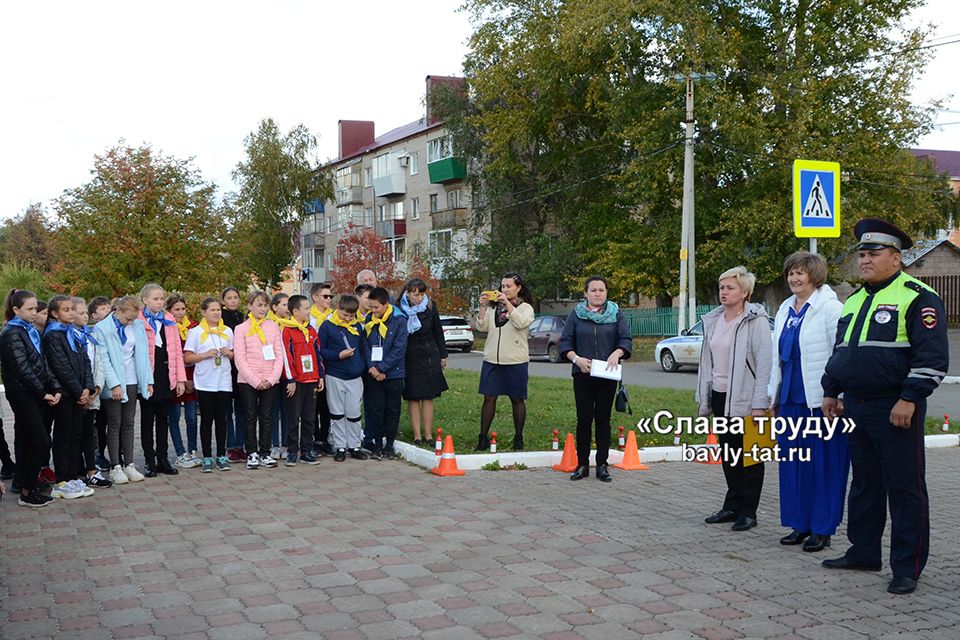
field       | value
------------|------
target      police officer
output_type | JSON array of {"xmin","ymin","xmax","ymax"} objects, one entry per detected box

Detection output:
[{"xmin": 820, "ymin": 218, "xmax": 948, "ymax": 594}]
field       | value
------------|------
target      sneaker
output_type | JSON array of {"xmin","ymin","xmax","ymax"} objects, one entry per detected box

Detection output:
[
  {"xmin": 175, "ymin": 452, "xmax": 200, "ymax": 469},
  {"xmin": 70, "ymin": 479, "xmax": 95, "ymax": 497},
  {"xmin": 39, "ymin": 467, "xmax": 57, "ymax": 484},
  {"xmin": 349, "ymin": 448, "xmax": 370, "ymax": 461},
  {"xmin": 319, "ymin": 442, "xmax": 335, "ymax": 456},
  {"xmin": 334, "ymin": 448, "xmax": 346, "ymax": 462},
  {"xmin": 18, "ymin": 491, "xmax": 54, "ymax": 508},
  {"xmin": 227, "ymin": 448, "xmax": 245, "ymax": 463},
  {"xmin": 124, "ymin": 464, "xmax": 145, "ymax": 482},
  {"xmin": 285, "ymin": 453, "xmax": 298, "ymax": 467},
  {"xmin": 383, "ymin": 446, "xmax": 396, "ymax": 460},
  {"xmin": 301, "ymin": 452, "xmax": 320, "ymax": 465},
  {"xmin": 51, "ymin": 481, "xmax": 85, "ymax": 500},
  {"xmin": 260, "ymin": 455, "xmax": 277, "ymax": 468},
  {"xmin": 191, "ymin": 451, "xmax": 203, "ymax": 464},
  {"xmin": 109, "ymin": 465, "xmax": 129, "ymax": 485},
  {"xmin": 201, "ymin": 457, "xmax": 214, "ymax": 473},
  {"xmin": 216, "ymin": 456, "xmax": 231, "ymax": 471},
  {"xmin": 270, "ymin": 446, "xmax": 283, "ymax": 460},
  {"xmin": 95, "ymin": 454, "xmax": 112, "ymax": 472},
  {"xmin": 85, "ymin": 472, "xmax": 113, "ymax": 488},
  {"xmin": 246, "ymin": 453, "xmax": 260, "ymax": 469}
]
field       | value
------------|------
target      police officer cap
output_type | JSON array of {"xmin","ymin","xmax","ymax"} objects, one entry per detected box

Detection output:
[{"xmin": 854, "ymin": 217, "xmax": 913, "ymax": 252}]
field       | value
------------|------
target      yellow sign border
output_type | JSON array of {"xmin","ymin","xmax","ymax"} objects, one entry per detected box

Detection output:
[{"xmin": 793, "ymin": 159, "xmax": 841, "ymax": 238}]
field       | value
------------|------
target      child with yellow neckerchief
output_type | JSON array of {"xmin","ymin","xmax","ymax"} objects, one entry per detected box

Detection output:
[
  {"xmin": 277, "ymin": 295, "xmax": 325, "ymax": 466},
  {"xmin": 361, "ymin": 287, "xmax": 408, "ymax": 460},
  {"xmin": 317, "ymin": 294, "xmax": 367, "ymax": 462}
]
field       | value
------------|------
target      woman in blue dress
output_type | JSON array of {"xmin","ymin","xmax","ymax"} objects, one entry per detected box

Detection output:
[{"xmin": 769, "ymin": 251, "xmax": 849, "ymax": 552}]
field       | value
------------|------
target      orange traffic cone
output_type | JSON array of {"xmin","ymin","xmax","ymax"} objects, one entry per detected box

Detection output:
[
  {"xmin": 696, "ymin": 430, "xmax": 721, "ymax": 465},
  {"xmin": 552, "ymin": 433, "xmax": 578, "ymax": 472},
  {"xmin": 614, "ymin": 430, "xmax": 649, "ymax": 470},
  {"xmin": 431, "ymin": 435, "xmax": 465, "ymax": 476}
]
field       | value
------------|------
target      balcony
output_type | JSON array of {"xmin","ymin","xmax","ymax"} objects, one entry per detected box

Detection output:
[
  {"xmin": 375, "ymin": 219, "xmax": 407, "ymax": 239},
  {"xmin": 372, "ymin": 172, "xmax": 405, "ymax": 197},
  {"xmin": 335, "ymin": 187, "xmax": 363, "ymax": 205},
  {"xmin": 302, "ymin": 233, "xmax": 320, "ymax": 249},
  {"xmin": 430, "ymin": 207, "xmax": 470, "ymax": 230},
  {"xmin": 428, "ymin": 157, "xmax": 467, "ymax": 184}
]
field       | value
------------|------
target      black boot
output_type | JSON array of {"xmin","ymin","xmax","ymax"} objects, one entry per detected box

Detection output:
[
  {"xmin": 475, "ymin": 434, "xmax": 490, "ymax": 451},
  {"xmin": 780, "ymin": 529, "xmax": 811, "ymax": 545},
  {"xmin": 513, "ymin": 433, "xmax": 524, "ymax": 450},
  {"xmin": 156, "ymin": 458, "xmax": 179, "ymax": 476},
  {"xmin": 802, "ymin": 534, "xmax": 831, "ymax": 552}
]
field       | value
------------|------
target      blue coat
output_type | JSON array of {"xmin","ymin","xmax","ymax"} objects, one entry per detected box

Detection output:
[
  {"xmin": 93, "ymin": 315, "xmax": 153, "ymax": 402},
  {"xmin": 362, "ymin": 306, "xmax": 408, "ymax": 380},
  {"xmin": 318, "ymin": 319, "xmax": 367, "ymax": 380}
]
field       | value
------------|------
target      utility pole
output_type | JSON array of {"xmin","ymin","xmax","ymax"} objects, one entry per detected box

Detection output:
[{"xmin": 675, "ymin": 68, "xmax": 715, "ymax": 333}]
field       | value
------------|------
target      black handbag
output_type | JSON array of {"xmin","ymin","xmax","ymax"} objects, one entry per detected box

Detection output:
[{"xmin": 614, "ymin": 381, "xmax": 632, "ymax": 414}]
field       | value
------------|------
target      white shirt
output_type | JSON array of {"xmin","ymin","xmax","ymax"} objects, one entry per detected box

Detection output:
[
  {"xmin": 122, "ymin": 325, "xmax": 138, "ymax": 385},
  {"xmin": 184, "ymin": 325, "xmax": 234, "ymax": 392}
]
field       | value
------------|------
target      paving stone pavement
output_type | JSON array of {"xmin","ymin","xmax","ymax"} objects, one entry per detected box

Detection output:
[{"xmin": 1, "ymin": 445, "xmax": 959, "ymax": 640}]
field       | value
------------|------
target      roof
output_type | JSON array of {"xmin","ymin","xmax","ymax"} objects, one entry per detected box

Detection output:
[
  {"xmin": 900, "ymin": 238, "xmax": 960, "ymax": 267},
  {"xmin": 910, "ymin": 148, "xmax": 960, "ymax": 179},
  {"xmin": 323, "ymin": 117, "xmax": 444, "ymax": 169}
]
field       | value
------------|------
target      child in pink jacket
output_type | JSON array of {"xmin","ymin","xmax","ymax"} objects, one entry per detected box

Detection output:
[
  {"xmin": 234, "ymin": 290, "xmax": 284, "ymax": 469},
  {"xmin": 138, "ymin": 284, "xmax": 187, "ymax": 477}
]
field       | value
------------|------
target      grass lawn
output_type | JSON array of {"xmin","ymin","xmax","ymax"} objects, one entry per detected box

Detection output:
[{"xmin": 396, "ymin": 369, "xmax": 959, "ymax": 454}]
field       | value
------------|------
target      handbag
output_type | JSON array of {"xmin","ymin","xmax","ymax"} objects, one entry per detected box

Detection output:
[{"xmin": 614, "ymin": 381, "xmax": 632, "ymax": 414}]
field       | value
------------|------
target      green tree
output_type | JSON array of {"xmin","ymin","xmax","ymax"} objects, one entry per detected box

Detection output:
[
  {"xmin": 53, "ymin": 143, "xmax": 244, "ymax": 297},
  {"xmin": 232, "ymin": 119, "xmax": 334, "ymax": 287},
  {"xmin": 0, "ymin": 203, "xmax": 58, "ymax": 274}
]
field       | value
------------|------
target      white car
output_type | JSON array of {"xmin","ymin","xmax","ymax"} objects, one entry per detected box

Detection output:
[
  {"xmin": 655, "ymin": 318, "xmax": 775, "ymax": 372},
  {"xmin": 439, "ymin": 315, "xmax": 475, "ymax": 353}
]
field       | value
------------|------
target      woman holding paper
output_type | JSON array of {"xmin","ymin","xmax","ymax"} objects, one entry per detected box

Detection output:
[
  {"xmin": 558, "ymin": 276, "xmax": 632, "ymax": 483},
  {"xmin": 697, "ymin": 266, "xmax": 772, "ymax": 532}
]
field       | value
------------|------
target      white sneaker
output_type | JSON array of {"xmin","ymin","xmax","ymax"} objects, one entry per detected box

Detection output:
[
  {"xmin": 175, "ymin": 452, "xmax": 201, "ymax": 469},
  {"xmin": 124, "ymin": 464, "xmax": 145, "ymax": 482},
  {"xmin": 51, "ymin": 481, "xmax": 85, "ymax": 500},
  {"xmin": 246, "ymin": 453, "xmax": 260, "ymax": 469},
  {"xmin": 191, "ymin": 451, "xmax": 203, "ymax": 464},
  {"xmin": 69, "ymin": 479, "xmax": 95, "ymax": 497},
  {"xmin": 260, "ymin": 455, "xmax": 277, "ymax": 468},
  {"xmin": 110, "ymin": 465, "xmax": 129, "ymax": 485},
  {"xmin": 270, "ymin": 446, "xmax": 283, "ymax": 460}
]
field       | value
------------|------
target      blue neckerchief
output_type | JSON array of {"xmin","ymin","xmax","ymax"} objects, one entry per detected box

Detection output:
[
  {"xmin": 780, "ymin": 303, "xmax": 809, "ymax": 363},
  {"xmin": 44, "ymin": 321, "xmax": 81, "ymax": 352},
  {"xmin": 75, "ymin": 325, "xmax": 99, "ymax": 348},
  {"xmin": 7, "ymin": 316, "xmax": 41, "ymax": 353},
  {"xmin": 144, "ymin": 309, "xmax": 175, "ymax": 337},
  {"xmin": 399, "ymin": 291, "xmax": 428, "ymax": 333},
  {"xmin": 112, "ymin": 315, "xmax": 128, "ymax": 345}
]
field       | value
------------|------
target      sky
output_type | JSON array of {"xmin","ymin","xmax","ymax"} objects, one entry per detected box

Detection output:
[{"xmin": 0, "ymin": 0, "xmax": 957, "ymax": 218}]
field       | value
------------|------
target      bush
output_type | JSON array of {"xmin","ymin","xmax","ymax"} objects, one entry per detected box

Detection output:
[{"xmin": 0, "ymin": 262, "xmax": 54, "ymax": 301}]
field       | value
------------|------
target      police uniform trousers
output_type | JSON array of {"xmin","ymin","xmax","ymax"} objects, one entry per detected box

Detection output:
[{"xmin": 844, "ymin": 393, "xmax": 929, "ymax": 579}]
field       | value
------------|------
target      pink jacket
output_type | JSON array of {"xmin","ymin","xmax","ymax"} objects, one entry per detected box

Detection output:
[
  {"xmin": 138, "ymin": 309, "xmax": 187, "ymax": 391},
  {"xmin": 234, "ymin": 318, "xmax": 284, "ymax": 386}
]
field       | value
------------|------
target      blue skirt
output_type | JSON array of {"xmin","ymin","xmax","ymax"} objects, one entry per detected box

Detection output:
[
  {"xmin": 478, "ymin": 361, "xmax": 529, "ymax": 399},
  {"xmin": 777, "ymin": 403, "xmax": 850, "ymax": 535}
]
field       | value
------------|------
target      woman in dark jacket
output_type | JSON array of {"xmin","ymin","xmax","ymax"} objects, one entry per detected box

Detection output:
[
  {"xmin": 43, "ymin": 296, "xmax": 96, "ymax": 495},
  {"xmin": 399, "ymin": 278, "xmax": 448, "ymax": 447},
  {"xmin": 558, "ymin": 276, "xmax": 632, "ymax": 483},
  {"xmin": 0, "ymin": 289, "xmax": 62, "ymax": 508}
]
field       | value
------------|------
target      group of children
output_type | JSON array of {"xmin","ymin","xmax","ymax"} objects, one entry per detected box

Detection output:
[{"xmin": 0, "ymin": 277, "xmax": 441, "ymax": 509}]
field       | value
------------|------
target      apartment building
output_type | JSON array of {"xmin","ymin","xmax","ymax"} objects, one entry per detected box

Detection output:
[{"xmin": 299, "ymin": 76, "xmax": 476, "ymax": 293}]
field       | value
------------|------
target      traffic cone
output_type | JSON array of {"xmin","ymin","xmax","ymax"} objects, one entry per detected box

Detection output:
[
  {"xmin": 552, "ymin": 433, "xmax": 578, "ymax": 472},
  {"xmin": 614, "ymin": 429, "xmax": 649, "ymax": 470},
  {"xmin": 552, "ymin": 429, "xmax": 559, "ymax": 451},
  {"xmin": 943, "ymin": 415, "xmax": 950, "ymax": 432},
  {"xmin": 435, "ymin": 428, "xmax": 443, "ymax": 456},
  {"xmin": 696, "ymin": 430, "xmax": 721, "ymax": 465},
  {"xmin": 431, "ymin": 435, "xmax": 465, "ymax": 476},
  {"xmin": 617, "ymin": 426, "xmax": 625, "ymax": 450},
  {"xmin": 490, "ymin": 432, "xmax": 498, "ymax": 453}
]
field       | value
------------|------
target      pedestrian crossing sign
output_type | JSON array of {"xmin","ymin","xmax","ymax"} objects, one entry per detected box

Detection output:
[{"xmin": 793, "ymin": 159, "xmax": 840, "ymax": 238}]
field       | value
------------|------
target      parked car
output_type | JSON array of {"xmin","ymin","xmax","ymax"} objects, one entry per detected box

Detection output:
[
  {"xmin": 655, "ymin": 317, "xmax": 775, "ymax": 372},
  {"xmin": 439, "ymin": 315, "xmax": 474, "ymax": 352},
  {"xmin": 528, "ymin": 315, "xmax": 565, "ymax": 363}
]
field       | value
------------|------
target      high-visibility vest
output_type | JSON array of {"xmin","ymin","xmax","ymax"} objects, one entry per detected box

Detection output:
[{"xmin": 839, "ymin": 271, "xmax": 934, "ymax": 348}]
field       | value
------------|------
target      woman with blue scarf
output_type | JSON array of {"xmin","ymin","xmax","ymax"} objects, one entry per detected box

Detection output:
[
  {"xmin": 400, "ymin": 278, "xmax": 448, "ymax": 447},
  {"xmin": 558, "ymin": 276, "xmax": 632, "ymax": 483}
]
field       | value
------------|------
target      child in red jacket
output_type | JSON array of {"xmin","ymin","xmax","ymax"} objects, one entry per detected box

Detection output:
[{"xmin": 278, "ymin": 295, "xmax": 325, "ymax": 466}]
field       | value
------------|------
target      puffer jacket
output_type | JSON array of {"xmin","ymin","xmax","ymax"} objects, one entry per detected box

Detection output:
[
  {"xmin": 0, "ymin": 324, "xmax": 60, "ymax": 399},
  {"xmin": 696, "ymin": 302, "xmax": 773, "ymax": 417},
  {"xmin": 234, "ymin": 318, "xmax": 284, "ymax": 386},
  {"xmin": 42, "ymin": 328, "xmax": 95, "ymax": 398},
  {"xmin": 768, "ymin": 285, "xmax": 842, "ymax": 409}
]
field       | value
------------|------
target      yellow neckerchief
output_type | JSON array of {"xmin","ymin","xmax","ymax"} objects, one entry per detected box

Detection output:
[
  {"xmin": 275, "ymin": 315, "xmax": 310, "ymax": 341},
  {"xmin": 199, "ymin": 318, "xmax": 228, "ymax": 342},
  {"xmin": 356, "ymin": 310, "xmax": 365, "ymax": 322},
  {"xmin": 364, "ymin": 304, "xmax": 394, "ymax": 339},
  {"xmin": 267, "ymin": 310, "xmax": 282, "ymax": 324},
  {"xmin": 310, "ymin": 305, "xmax": 332, "ymax": 326},
  {"xmin": 246, "ymin": 313, "xmax": 268, "ymax": 345},
  {"xmin": 327, "ymin": 311, "xmax": 360, "ymax": 336},
  {"xmin": 177, "ymin": 315, "xmax": 191, "ymax": 341}
]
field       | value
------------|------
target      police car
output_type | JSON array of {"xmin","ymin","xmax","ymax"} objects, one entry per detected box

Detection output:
[{"xmin": 655, "ymin": 318, "xmax": 775, "ymax": 372}]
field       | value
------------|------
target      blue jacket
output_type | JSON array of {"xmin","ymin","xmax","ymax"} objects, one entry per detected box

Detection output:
[
  {"xmin": 318, "ymin": 318, "xmax": 367, "ymax": 380},
  {"xmin": 93, "ymin": 315, "xmax": 153, "ymax": 402},
  {"xmin": 362, "ymin": 305, "xmax": 408, "ymax": 380},
  {"xmin": 558, "ymin": 306, "xmax": 633, "ymax": 377}
]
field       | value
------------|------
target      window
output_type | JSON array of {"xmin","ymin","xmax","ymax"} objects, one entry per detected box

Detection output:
[
  {"xmin": 428, "ymin": 135, "xmax": 453, "ymax": 163},
  {"xmin": 528, "ymin": 318, "xmax": 543, "ymax": 333},
  {"xmin": 364, "ymin": 167, "xmax": 372, "ymax": 186},
  {"xmin": 429, "ymin": 194, "xmax": 439, "ymax": 212},
  {"xmin": 327, "ymin": 253, "xmax": 335, "ymax": 270},
  {"xmin": 392, "ymin": 201, "xmax": 404, "ymax": 220},
  {"xmin": 429, "ymin": 229, "xmax": 452, "ymax": 257},
  {"xmin": 364, "ymin": 207, "xmax": 374, "ymax": 227},
  {"xmin": 411, "ymin": 241, "xmax": 423, "ymax": 259},
  {"xmin": 411, "ymin": 197, "xmax": 420, "ymax": 220},
  {"xmin": 326, "ymin": 216, "xmax": 333, "ymax": 234},
  {"xmin": 383, "ymin": 238, "xmax": 405, "ymax": 263},
  {"xmin": 409, "ymin": 152, "xmax": 419, "ymax": 175},
  {"xmin": 377, "ymin": 204, "xmax": 386, "ymax": 222},
  {"xmin": 447, "ymin": 189, "xmax": 462, "ymax": 209},
  {"xmin": 314, "ymin": 250, "xmax": 324, "ymax": 269},
  {"xmin": 335, "ymin": 165, "xmax": 361, "ymax": 189},
  {"xmin": 373, "ymin": 153, "xmax": 390, "ymax": 179}
]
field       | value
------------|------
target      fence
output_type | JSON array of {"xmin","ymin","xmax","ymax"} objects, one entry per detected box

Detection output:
[
  {"xmin": 539, "ymin": 305, "xmax": 715, "ymax": 337},
  {"xmin": 917, "ymin": 275, "xmax": 960, "ymax": 324}
]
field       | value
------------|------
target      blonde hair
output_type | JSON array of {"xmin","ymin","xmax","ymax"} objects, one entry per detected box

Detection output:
[
  {"xmin": 115, "ymin": 295, "xmax": 142, "ymax": 312},
  {"xmin": 139, "ymin": 283, "xmax": 164, "ymax": 300},
  {"xmin": 718, "ymin": 266, "xmax": 757, "ymax": 298}
]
